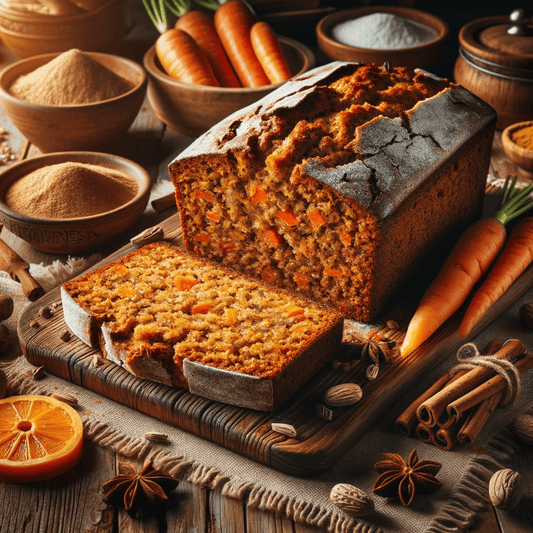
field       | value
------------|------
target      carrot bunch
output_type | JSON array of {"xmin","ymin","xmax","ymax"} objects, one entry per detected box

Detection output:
[
  {"xmin": 401, "ymin": 176, "xmax": 533, "ymax": 357},
  {"xmin": 144, "ymin": 0, "xmax": 291, "ymax": 88}
]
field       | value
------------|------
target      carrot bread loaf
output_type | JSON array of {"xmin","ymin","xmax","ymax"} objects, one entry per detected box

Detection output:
[
  {"xmin": 168, "ymin": 62, "xmax": 497, "ymax": 322},
  {"xmin": 61, "ymin": 241, "xmax": 344, "ymax": 410}
]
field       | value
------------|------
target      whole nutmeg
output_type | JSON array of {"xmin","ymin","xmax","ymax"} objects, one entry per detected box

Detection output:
[
  {"xmin": 330, "ymin": 483, "xmax": 374, "ymax": 517},
  {"xmin": 519, "ymin": 302, "xmax": 533, "ymax": 329},
  {"xmin": 0, "ymin": 294, "xmax": 13, "ymax": 322},
  {"xmin": 508, "ymin": 414, "xmax": 533, "ymax": 446},
  {"xmin": 324, "ymin": 383, "xmax": 363, "ymax": 407},
  {"xmin": 0, "ymin": 324, "xmax": 9, "ymax": 354},
  {"xmin": 488, "ymin": 468, "xmax": 523, "ymax": 511}
]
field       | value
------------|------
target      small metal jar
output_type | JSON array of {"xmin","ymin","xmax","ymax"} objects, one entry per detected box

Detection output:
[{"xmin": 454, "ymin": 9, "xmax": 533, "ymax": 129}]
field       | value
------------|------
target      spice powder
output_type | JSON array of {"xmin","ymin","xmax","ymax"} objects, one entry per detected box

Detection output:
[
  {"xmin": 9, "ymin": 49, "xmax": 134, "ymax": 106},
  {"xmin": 5, "ymin": 162, "xmax": 138, "ymax": 219}
]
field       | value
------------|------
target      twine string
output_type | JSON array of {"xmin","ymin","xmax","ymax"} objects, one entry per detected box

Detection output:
[{"xmin": 449, "ymin": 342, "xmax": 521, "ymax": 407}]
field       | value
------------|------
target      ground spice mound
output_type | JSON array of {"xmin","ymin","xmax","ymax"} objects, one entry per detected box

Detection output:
[
  {"xmin": 5, "ymin": 162, "xmax": 139, "ymax": 219},
  {"xmin": 9, "ymin": 49, "xmax": 135, "ymax": 106}
]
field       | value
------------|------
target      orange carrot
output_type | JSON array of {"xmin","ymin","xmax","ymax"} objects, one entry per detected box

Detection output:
[
  {"xmin": 155, "ymin": 28, "xmax": 220, "ymax": 86},
  {"xmin": 194, "ymin": 190, "xmax": 216, "ymax": 201},
  {"xmin": 191, "ymin": 302, "xmax": 212, "ymax": 315},
  {"xmin": 214, "ymin": 0, "xmax": 270, "ymax": 88},
  {"xmin": 250, "ymin": 21, "xmax": 291, "ymax": 84},
  {"xmin": 293, "ymin": 272, "xmax": 310, "ymax": 287},
  {"xmin": 262, "ymin": 228, "xmax": 283, "ymax": 246},
  {"xmin": 401, "ymin": 177, "xmax": 533, "ymax": 357},
  {"xmin": 459, "ymin": 216, "xmax": 533, "ymax": 338},
  {"xmin": 194, "ymin": 232, "xmax": 212, "ymax": 243},
  {"xmin": 325, "ymin": 267, "xmax": 345, "ymax": 277},
  {"xmin": 340, "ymin": 232, "xmax": 352, "ymax": 245},
  {"xmin": 175, "ymin": 10, "xmax": 241, "ymax": 88},
  {"xmin": 251, "ymin": 185, "xmax": 268, "ymax": 205},
  {"xmin": 276, "ymin": 209, "xmax": 299, "ymax": 226},
  {"xmin": 261, "ymin": 266, "xmax": 280, "ymax": 284},
  {"xmin": 175, "ymin": 275, "xmax": 199, "ymax": 290},
  {"xmin": 307, "ymin": 207, "xmax": 326, "ymax": 227}
]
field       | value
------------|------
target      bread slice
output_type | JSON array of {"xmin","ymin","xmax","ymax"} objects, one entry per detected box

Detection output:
[{"xmin": 61, "ymin": 241, "xmax": 344, "ymax": 410}]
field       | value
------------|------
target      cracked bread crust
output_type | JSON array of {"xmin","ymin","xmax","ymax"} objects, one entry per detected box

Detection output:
[
  {"xmin": 168, "ymin": 62, "xmax": 497, "ymax": 321},
  {"xmin": 61, "ymin": 242, "xmax": 344, "ymax": 410}
]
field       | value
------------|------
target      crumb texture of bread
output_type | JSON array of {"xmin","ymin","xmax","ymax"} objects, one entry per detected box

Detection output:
[
  {"xmin": 61, "ymin": 242, "xmax": 343, "ymax": 409},
  {"xmin": 169, "ymin": 62, "xmax": 497, "ymax": 321}
]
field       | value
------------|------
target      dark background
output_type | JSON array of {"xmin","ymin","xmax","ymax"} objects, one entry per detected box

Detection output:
[{"xmin": 248, "ymin": 0, "xmax": 533, "ymax": 80}]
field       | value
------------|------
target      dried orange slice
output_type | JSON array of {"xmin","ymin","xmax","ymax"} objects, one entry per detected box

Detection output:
[{"xmin": 0, "ymin": 394, "xmax": 84, "ymax": 483}]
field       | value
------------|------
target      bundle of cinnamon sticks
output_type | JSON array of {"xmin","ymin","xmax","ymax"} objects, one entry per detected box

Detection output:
[{"xmin": 395, "ymin": 339, "xmax": 533, "ymax": 450}]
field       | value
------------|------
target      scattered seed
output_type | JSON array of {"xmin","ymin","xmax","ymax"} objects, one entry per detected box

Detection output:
[
  {"xmin": 33, "ymin": 366, "xmax": 46, "ymax": 380},
  {"xmin": 30, "ymin": 320, "xmax": 40, "ymax": 329},
  {"xmin": 316, "ymin": 403, "xmax": 333, "ymax": 421},
  {"xmin": 366, "ymin": 364, "xmax": 380, "ymax": 381},
  {"xmin": 271, "ymin": 423, "xmax": 298, "ymax": 438},
  {"xmin": 386, "ymin": 320, "xmax": 399, "ymax": 331},
  {"xmin": 51, "ymin": 393, "xmax": 78, "ymax": 406},
  {"xmin": 92, "ymin": 354, "xmax": 104, "ymax": 367},
  {"xmin": 60, "ymin": 330, "xmax": 71, "ymax": 342},
  {"xmin": 40, "ymin": 305, "xmax": 53, "ymax": 318},
  {"xmin": 131, "ymin": 226, "xmax": 164, "ymax": 247},
  {"xmin": 144, "ymin": 432, "xmax": 170, "ymax": 444}
]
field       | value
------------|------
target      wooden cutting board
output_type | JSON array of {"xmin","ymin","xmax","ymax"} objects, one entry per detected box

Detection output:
[{"xmin": 18, "ymin": 187, "xmax": 533, "ymax": 477}]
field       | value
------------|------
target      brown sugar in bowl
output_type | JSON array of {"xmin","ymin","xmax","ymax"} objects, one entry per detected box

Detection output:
[
  {"xmin": 143, "ymin": 35, "xmax": 315, "ymax": 136},
  {"xmin": 0, "ymin": 152, "xmax": 151, "ymax": 254},
  {"xmin": 316, "ymin": 6, "xmax": 448, "ymax": 72},
  {"xmin": 502, "ymin": 121, "xmax": 533, "ymax": 179},
  {"xmin": 0, "ymin": 51, "xmax": 147, "ymax": 154}
]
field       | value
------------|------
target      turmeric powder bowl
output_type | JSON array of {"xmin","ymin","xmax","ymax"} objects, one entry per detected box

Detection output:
[
  {"xmin": 0, "ymin": 152, "xmax": 151, "ymax": 254},
  {"xmin": 502, "ymin": 121, "xmax": 533, "ymax": 179},
  {"xmin": 0, "ymin": 51, "xmax": 147, "ymax": 153}
]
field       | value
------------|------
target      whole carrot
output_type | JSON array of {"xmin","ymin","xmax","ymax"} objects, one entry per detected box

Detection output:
[
  {"xmin": 155, "ymin": 28, "xmax": 220, "ymax": 86},
  {"xmin": 250, "ymin": 21, "xmax": 291, "ymax": 84},
  {"xmin": 214, "ymin": 0, "xmax": 270, "ymax": 87},
  {"xmin": 459, "ymin": 216, "xmax": 533, "ymax": 338},
  {"xmin": 175, "ymin": 10, "xmax": 241, "ymax": 88},
  {"xmin": 401, "ymin": 177, "xmax": 533, "ymax": 357}
]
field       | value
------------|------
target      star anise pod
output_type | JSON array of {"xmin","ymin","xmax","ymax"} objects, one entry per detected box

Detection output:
[
  {"xmin": 333, "ymin": 332, "xmax": 396, "ymax": 373},
  {"xmin": 372, "ymin": 449, "xmax": 443, "ymax": 506},
  {"xmin": 102, "ymin": 459, "xmax": 179, "ymax": 517},
  {"xmin": 360, "ymin": 332, "xmax": 396, "ymax": 366}
]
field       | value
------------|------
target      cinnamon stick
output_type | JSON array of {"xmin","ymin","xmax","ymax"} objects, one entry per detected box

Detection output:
[
  {"xmin": 394, "ymin": 340, "xmax": 503, "ymax": 436},
  {"xmin": 151, "ymin": 192, "xmax": 176, "ymax": 213},
  {"xmin": 415, "ymin": 423, "xmax": 437, "ymax": 445},
  {"xmin": 416, "ymin": 340, "xmax": 526, "ymax": 427},
  {"xmin": 457, "ymin": 391, "xmax": 503, "ymax": 444},
  {"xmin": 395, "ymin": 372, "xmax": 465, "ymax": 436},
  {"xmin": 435, "ymin": 425, "xmax": 459, "ymax": 451},
  {"xmin": 446, "ymin": 352, "xmax": 533, "ymax": 424}
]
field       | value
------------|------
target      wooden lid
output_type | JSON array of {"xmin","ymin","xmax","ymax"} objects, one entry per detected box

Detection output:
[{"xmin": 459, "ymin": 13, "xmax": 533, "ymax": 72}]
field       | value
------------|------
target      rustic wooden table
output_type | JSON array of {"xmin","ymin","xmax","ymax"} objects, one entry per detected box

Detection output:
[{"xmin": 0, "ymin": 28, "xmax": 532, "ymax": 533}]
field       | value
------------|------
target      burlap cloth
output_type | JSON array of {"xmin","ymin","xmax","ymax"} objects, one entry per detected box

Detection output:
[{"xmin": 1, "ymin": 177, "xmax": 532, "ymax": 533}]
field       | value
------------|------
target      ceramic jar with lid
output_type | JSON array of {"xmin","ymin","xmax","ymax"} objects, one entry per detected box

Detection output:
[{"xmin": 454, "ymin": 9, "xmax": 533, "ymax": 129}]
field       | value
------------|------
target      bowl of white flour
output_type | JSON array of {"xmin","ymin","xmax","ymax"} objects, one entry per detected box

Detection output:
[{"xmin": 316, "ymin": 6, "xmax": 448, "ymax": 72}]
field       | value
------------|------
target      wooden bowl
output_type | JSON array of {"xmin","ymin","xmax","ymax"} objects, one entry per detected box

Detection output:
[
  {"xmin": 0, "ymin": 0, "xmax": 128, "ymax": 58},
  {"xmin": 316, "ymin": 7, "xmax": 448, "ymax": 72},
  {"xmin": 502, "ymin": 121, "xmax": 533, "ymax": 179},
  {"xmin": 0, "ymin": 152, "xmax": 151, "ymax": 254},
  {"xmin": 0, "ymin": 51, "xmax": 147, "ymax": 153},
  {"xmin": 143, "ymin": 36, "xmax": 315, "ymax": 136}
]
